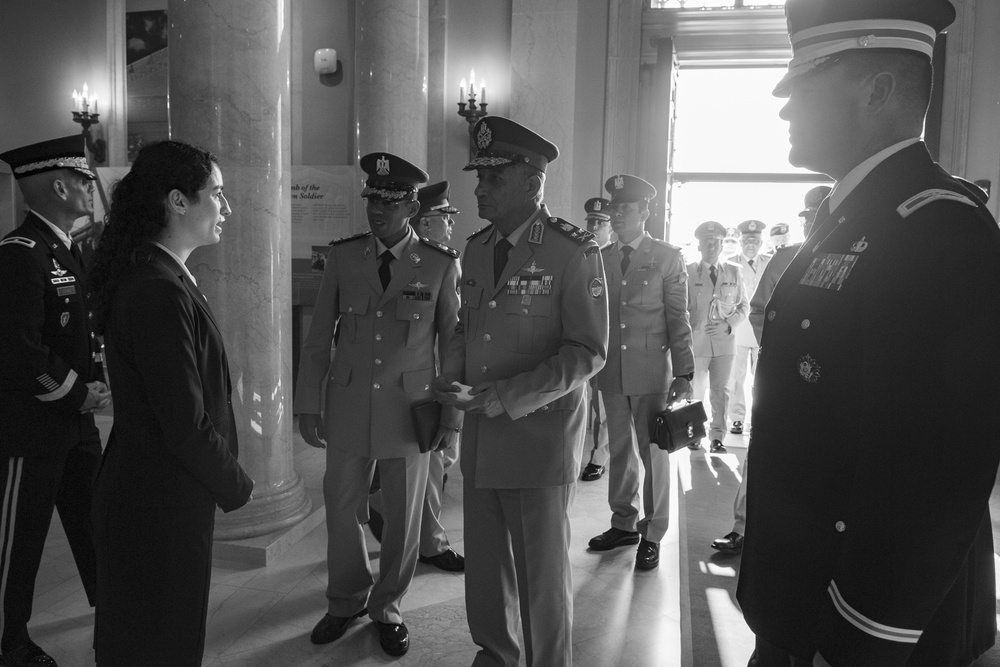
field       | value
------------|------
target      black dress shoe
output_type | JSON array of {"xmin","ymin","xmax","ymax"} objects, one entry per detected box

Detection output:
[
  {"xmin": 310, "ymin": 609, "xmax": 367, "ymax": 644},
  {"xmin": 711, "ymin": 531, "xmax": 744, "ymax": 552},
  {"xmin": 580, "ymin": 462, "xmax": 605, "ymax": 481},
  {"xmin": 709, "ymin": 439, "xmax": 727, "ymax": 453},
  {"xmin": 730, "ymin": 421, "xmax": 743, "ymax": 434},
  {"xmin": 367, "ymin": 506, "xmax": 384, "ymax": 543},
  {"xmin": 419, "ymin": 548, "xmax": 465, "ymax": 572},
  {"xmin": 588, "ymin": 527, "xmax": 641, "ymax": 551},
  {"xmin": 1, "ymin": 642, "xmax": 57, "ymax": 667},
  {"xmin": 374, "ymin": 620, "xmax": 409, "ymax": 657},
  {"xmin": 635, "ymin": 538, "xmax": 659, "ymax": 570}
]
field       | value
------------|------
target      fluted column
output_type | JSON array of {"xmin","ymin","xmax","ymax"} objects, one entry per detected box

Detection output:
[
  {"xmin": 168, "ymin": 0, "xmax": 311, "ymax": 539},
  {"xmin": 353, "ymin": 0, "xmax": 429, "ymax": 232}
]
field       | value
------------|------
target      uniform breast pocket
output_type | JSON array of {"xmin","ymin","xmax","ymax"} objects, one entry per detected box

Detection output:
[
  {"xmin": 396, "ymin": 299, "xmax": 435, "ymax": 349},
  {"xmin": 504, "ymin": 297, "xmax": 552, "ymax": 354},
  {"xmin": 462, "ymin": 285, "xmax": 484, "ymax": 338},
  {"xmin": 637, "ymin": 271, "xmax": 664, "ymax": 306},
  {"xmin": 338, "ymin": 295, "xmax": 370, "ymax": 343}
]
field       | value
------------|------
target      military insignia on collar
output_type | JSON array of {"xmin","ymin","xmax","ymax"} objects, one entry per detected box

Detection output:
[
  {"xmin": 476, "ymin": 123, "xmax": 493, "ymax": 150},
  {"xmin": 410, "ymin": 253, "xmax": 421, "ymax": 264},
  {"xmin": 590, "ymin": 277, "xmax": 604, "ymax": 299},
  {"xmin": 850, "ymin": 237, "xmax": 869, "ymax": 253},
  {"xmin": 528, "ymin": 219, "xmax": 544, "ymax": 244},
  {"xmin": 51, "ymin": 258, "xmax": 68, "ymax": 277},
  {"xmin": 364, "ymin": 245, "xmax": 372, "ymax": 256},
  {"xmin": 525, "ymin": 261, "xmax": 544, "ymax": 274},
  {"xmin": 409, "ymin": 281, "xmax": 428, "ymax": 289},
  {"xmin": 376, "ymin": 156, "xmax": 390, "ymax": 176},
  {"xmin": 614, "ymin": 175, "xmax": 624, "ymax": 190},
  {"xmin": 798, "ymin": 354, "xmax": 821, "ymax": 384},
  {"xmin": 60, "ymin": 312, "xmax": 70, "ymax": 327}
]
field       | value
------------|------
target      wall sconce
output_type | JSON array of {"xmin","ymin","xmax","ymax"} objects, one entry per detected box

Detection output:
[
  {"xmin": 457, "ymin": 69, "xmax": 487, "ymax": 154},
  {"xmin": 71, "ymin": 83, "xmax": 106, "ymax": 164}
]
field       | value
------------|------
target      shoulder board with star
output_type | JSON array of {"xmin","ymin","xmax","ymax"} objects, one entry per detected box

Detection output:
[
  {"xmin": 418, "ymin": 236, "xmax": 460, "ymax": 258},
  {"xmin": 328, "ymin": 231, "xmax": 373, "ymax": 246},
  {"xmin": 467, "ymin": 224, "xmax": 494, "ymax": 241},
  {"xmin": 0, "ymin": 236, "xmax": 36, "ymax": 249},
  {"xmin": 897, "ymin": 188, "xmax": 977, "ymax": 219},
  {"xmin": 546, "ymin": 217, "xmax": 595, "ymax": 246}
]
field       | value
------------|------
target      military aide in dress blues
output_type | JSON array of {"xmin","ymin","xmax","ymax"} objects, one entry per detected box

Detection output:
[
  {"xmin": 736, "ymin": 1, "xmax": 1000, "ymax": 666},
  {"xmin": 434, "ymin": 116, "xmax": 608, "ymax": 667},
  {"xmin": 0, "ymin": 135, "xmax": 108, "ymax": 667}
]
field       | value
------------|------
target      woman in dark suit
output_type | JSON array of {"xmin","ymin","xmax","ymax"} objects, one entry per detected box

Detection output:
[{"xmin": 88, "ymin": 141, "xmax": 253, "ymax": 665}]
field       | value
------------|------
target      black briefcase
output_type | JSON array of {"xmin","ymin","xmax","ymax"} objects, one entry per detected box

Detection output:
[{"xmin": 650, "ymin": 400, "xmax": 708, "ymax": 453}]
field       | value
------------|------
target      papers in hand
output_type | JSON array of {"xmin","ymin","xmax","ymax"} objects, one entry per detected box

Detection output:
[{"xmin": 454, "ymin": 382, "xmax": 474, "ymax": 402}]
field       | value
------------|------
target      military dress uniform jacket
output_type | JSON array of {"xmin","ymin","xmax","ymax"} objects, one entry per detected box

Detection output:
[
  {"xmin": 96, "ymin": 246, "xmax": 252, "ymax": 511},
  {"xmin": 442, "ymin": 208, "xmax": 608, "ymax": 488},
  {"xmin": 748, "ymin": 244, "xmax": 797, "ymax": 344},
  {"xmin": 595, "ymin": 233, "xmax": 694, "ymax": 395},
  {"xmin": 737, "ymin": 142, "xmax": 1000, "ymax": 666},
  {"xmin": 0, "ymin": 213, "xmax": 101, "ymax": 458},
  {"xmin": 732, "ymin": 252, "xmax": 770, "ymax": 348},
  {"xmin": 685, "ymin": 260, "xmax": 747, "ymax": 358},
  {"xmin": 295, "ymin": 227, "xmax": 462, "ymax": 459}
]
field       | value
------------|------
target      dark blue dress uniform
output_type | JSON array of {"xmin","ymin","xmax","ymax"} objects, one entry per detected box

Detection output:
[
  {"xmin": 738, "ymin": 146, "xmax": 1000, "ymax": 666},
  {"xmin": 0, "ymin": 136, "xmax": 102, "ymax": 656}
]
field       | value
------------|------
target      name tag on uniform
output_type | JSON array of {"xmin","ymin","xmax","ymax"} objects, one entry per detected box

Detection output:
[
  {"xmin": 800, "ymin": 253, "xmax": 859, "ymax": 291},
  {"xmin": 506, "ymin": 275, "xmax": 553, "ymax": 295},
  {"xmin": 57, "ymin": 285, "xmax": 77, "ymax": 296},
  {"xmin": 402, "ymin": 290, "xmax": 431, "ymax": 301}
]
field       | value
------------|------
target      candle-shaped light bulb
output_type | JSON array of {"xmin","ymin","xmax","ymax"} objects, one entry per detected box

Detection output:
[
  {"xmin": 481, "ymin": 79, "xmax": 486, "ymax": 104},
  {"xmin": 72, "ymin": 89, "xmax": 80, "ymax": 112},
  {"xmin": 82, "ymin": 83, "xmax": 90, "ymax": 113},
  {"xmin": 92, "ymin": 95, "xmax": 98, "ymax": 115},
  {"xmin": 469, "ymin": 69, "xmax": 476, "ymax": 99},
  {"xmin": 460, "ymin": 77, "xmax": 467, "ymax": 103}
]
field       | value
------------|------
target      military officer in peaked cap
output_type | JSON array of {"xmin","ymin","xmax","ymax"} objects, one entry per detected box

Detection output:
[
  {"xmin": 686, "ymin": 221, "xmax": 747, "ymax": 453},
  {"xmin": 413, "ymin": 180, "xmax": 459, "ymax": 245},
  {"xmin": 799, "ymin": 184, "xmax": 833, "ymax": 237},
  {"xmin": 588, "ymin": 174, "xmax": 694, "ymax": 571},
  {"xmin": 0, "ymin": 135, "xmax": 109, "ymax": 666},
  {"xmin": 295, "ymin": 152, "xmax": 462, "ymax": 658},
  {"xmin": 768, "ymin": 223, "xmax": 791, "ymax": 251},
  {"xmin": 434, "ymin": 116, "xmax": 607, "ymax": 667},
  {"xmin": 729, "ymin": 219, "xmax": 770, "ymax": 436},
  {"xmin": 580, "ymin": 196, "xmax": 613, "ymax": 482},
  {"xmin": 737, "ymin": 1, "xmax": 1000, "ymax": 665}
]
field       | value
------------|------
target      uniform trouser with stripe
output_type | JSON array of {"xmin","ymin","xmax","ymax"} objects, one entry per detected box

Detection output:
[
  {"xmin": 729, "ymin": 344, "xmax": 758, "ymax": 423},
  {"xmin": 0, "ymin": 440, "xmax": 100, "ymax": 652}
]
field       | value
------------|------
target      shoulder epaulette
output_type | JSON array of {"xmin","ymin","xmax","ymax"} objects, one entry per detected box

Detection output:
[
  {"xmin": 418, "ymin": 236, "xmax": 460, "ymax": 258},
  {"xmin": 467, "ymin": 224, "xmax": 493, "ymax": 241},
  {"xmin": 328, "ymin": 231, "xmax": 372, "ymax": 246},
  {"xmin": 897, "ymin": 188, "xmax": 977, "ymax": 219},
  {"xmin": 0, "ymin": 236, "xmax": 36, "ymax": 249},
  {"xmin": 546, "ymin": 217, "xmax": 595, "ymax": 246}
]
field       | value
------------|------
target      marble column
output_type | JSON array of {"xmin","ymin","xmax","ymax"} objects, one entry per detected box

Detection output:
[
  {"xmin": 353, "ymin": 0, "xmax": 429, "ymax": 232},
  {"xmin": 168, "ymin": 0, "xmax": 312, "ymax": 539},
  {"xmin": 510, "ymin": 0, "xmax": 579, "ymax": 221}
]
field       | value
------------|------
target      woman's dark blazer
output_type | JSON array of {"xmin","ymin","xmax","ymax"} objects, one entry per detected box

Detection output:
[{"xmin": 96, "ymin": 245, "xmax": 251, "ymax": 510}]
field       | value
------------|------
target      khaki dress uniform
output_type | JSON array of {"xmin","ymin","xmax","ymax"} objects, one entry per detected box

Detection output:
[
  {"xmin": 686, "ymin": 260, "xmax": 747, "ymax": 441},
  {"xmin": 295, "ymin": 225, "xmax": 461, "ymax": 625},
  {"xmin": 595, "ymin": 233, "xmax": 693, "ymax": 542},
  {"xmin": 443, "ymin": 208, "xmax": 607, "ymax": 667},
  {"xmin": 729, "ymin": 250, "xmax": 770, "ymax": 426},
  {"xmin": 738, "ymin": 141, "xmax": 1000, "ymax": 665}
]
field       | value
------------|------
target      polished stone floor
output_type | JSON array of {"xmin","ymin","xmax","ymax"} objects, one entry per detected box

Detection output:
[{"xmin": 22, "ymin": 416, "xmax": 1000, "ymax": 666}]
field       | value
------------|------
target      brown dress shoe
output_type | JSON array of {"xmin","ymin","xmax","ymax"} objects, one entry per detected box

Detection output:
[
  {"xmin": 310, "ymin": 609, "xmax": 367, "ymax": 644},
  {"xmin": 711, "ymin": 531, "xmax": 744, "ymax": 552},
  {"xmin": 588, "ymin": 527, "xmax": 641, "ymax": 551},
  {"xmin": 635, "ymin": 538, "xmax": 660, "ymax": 570}
]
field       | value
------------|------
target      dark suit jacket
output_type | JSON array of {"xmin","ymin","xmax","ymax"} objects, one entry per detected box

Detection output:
[
  {"xmin": 96, "ymin": 245, "xmax": 251, "ymax": 511},
  {"xmin": 0, "ymin": 213, "xmax": 101, "ymax": 457},
  {"xmin": 737, "ymin": 142, "xmax": 1000, "ymax": 665}
]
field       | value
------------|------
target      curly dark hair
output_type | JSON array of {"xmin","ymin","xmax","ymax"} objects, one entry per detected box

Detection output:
[{"xmin": 89, "ymin": 141, "xmax": 217, "ymax": 333}]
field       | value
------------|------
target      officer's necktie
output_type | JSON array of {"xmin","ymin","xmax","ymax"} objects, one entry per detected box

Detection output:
[
  {"xmin": 620, "ymin": 246, "xmax": 633, "ymax": 274},
  {"xmin": 494, "ymin": 237, "xmax": 512, "ymax": 285},
  {"xmin": 70, "ymin": 242, "xmax": 84, "ymax": 267},
  {"xmin": 378, "ymin": 250, "xmax": 393, "ymax": 290},
  {"xmin": 709, "ymin": 264, "xmax": 717, "ymax": 286},
  {"xmin": 748, "ymin": 258, "xmax": 755, "ymax": 272}
]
